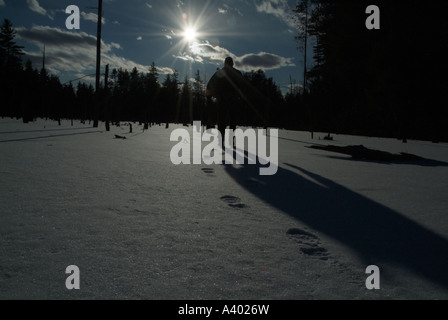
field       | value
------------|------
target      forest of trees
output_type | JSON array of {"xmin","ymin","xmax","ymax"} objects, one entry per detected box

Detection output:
[
  {"xmin": 0, "ymin": 18, "xmax": 291, "ymax": 131},
  {"xmin": 1, "ymin": 0, "xmax": 448, "ymax": 142},
  {"xmin": 295, "ymin": 0, "xmax": 448, "ymax": 141}
]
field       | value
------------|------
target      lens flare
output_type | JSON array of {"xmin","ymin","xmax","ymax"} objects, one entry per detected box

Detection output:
[{"xmin": 183, "ymin": 27, "xmax": 197, "ymax": 42}]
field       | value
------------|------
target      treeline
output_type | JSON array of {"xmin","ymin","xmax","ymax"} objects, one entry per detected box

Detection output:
[
  {"xmin": 0, "ymin": 19, "xmax": 299, "ymax": 131},
  {"xmin": 295, "ymin": 0, "xmax": 448, "ymax": 141},
  {"xmin": 1, "ymin": 61, "xmax": 294, "ymax": 130}
]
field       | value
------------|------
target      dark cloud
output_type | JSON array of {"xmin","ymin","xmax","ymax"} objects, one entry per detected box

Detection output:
[
  {"xmin": 15, "ymin": 25, "xmax": 174, "ymax": 78},
  {"xmin": 236, "ymin": 52, "xmax": 295, "ymax": 71},
  {"xmin": 17, "ymin": 26, "xmax": 97, "ymax": 48},
  {"xmin": 186, "ymin": 42, "xmax": 295, "ymax": 71}
]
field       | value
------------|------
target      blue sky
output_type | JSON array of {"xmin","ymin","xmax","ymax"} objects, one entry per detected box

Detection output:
[{"xmin": 1, "ymin": 0, "xmax": 310, "ymax": 94}]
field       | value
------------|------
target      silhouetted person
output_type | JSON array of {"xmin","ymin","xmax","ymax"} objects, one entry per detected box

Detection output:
[{"xmin": 206, "ymin": 57, "xmax": 245, "ymax": 147}]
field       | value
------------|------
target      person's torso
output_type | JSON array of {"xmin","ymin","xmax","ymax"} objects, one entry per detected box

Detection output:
[{"xmin": 213, "ymin": 67, "xmax": 242, "ymax": 99}]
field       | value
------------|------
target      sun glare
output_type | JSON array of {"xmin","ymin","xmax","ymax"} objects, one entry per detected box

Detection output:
[{"xmin": 183, "ymin": 27, "xmax": 197, "ymax": 42}]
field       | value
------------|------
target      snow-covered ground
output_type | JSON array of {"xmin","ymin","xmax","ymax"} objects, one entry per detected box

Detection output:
[{"xmin": 1, "ymin": 118, "xmax": 447, "ymax": 300}]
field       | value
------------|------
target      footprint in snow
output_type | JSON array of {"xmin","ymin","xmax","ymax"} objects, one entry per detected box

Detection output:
[
  {"xmin": 201, "ymin": 167, "xmax": 216, "ymax": 177},
  {"xmin": 287, "ymin": 228, "xmax": 329, "ymax": 260},
  {"xmin": 220, "ymin": 195, "xmax": 248, "ymax": 209},
  {"xmin": 201, "ymin": 167, "xmax": 214, "ymax": 174}
]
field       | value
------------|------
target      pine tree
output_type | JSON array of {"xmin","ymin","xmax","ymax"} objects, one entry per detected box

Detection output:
[
  {"xmin": 180, "ymin": 76, "xmax": 192, "ymax": 124},
  {"xmin": 161, "ymin": 71, "xmax": 179, "ymax": 125},
  {"xmin": 293, "ymin": 0, "xmax": 311, "ymax": 94},
  {"xmin": 145, "ymin": 62, "xmax": 160, "ymax": 125},
  {"xmin": 192, "ymin": 70, "xmax": 205, "ymax": 122},
  {"xmin": 148, "ymin": 62, "xmax": 159, "ymax": 85},
  {"xmin": 0, "ymin": 19, "xmax": 24, "ymax": 69}
]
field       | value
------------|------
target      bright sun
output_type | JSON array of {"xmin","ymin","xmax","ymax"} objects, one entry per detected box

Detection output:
[{"xmin": 183, "ymin": 27, "xmax": 197, "ymax": 42}]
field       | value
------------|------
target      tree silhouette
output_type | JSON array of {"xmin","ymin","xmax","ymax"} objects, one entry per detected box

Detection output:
[
  {"xmin": 0, "ymin": 19, "xmax": 24, "ymax": 69},
  {"xmin": 192, "ymin": 70, "xmax": 205, "ymax": 123},
  {"xmin": 0, "ymin": 19, "xmax": 25, "ymax": 119},
  {"xmin": 1, "ymin": 11, "xmax": 446, "ymax": 143},
  {"xmin": 160, "ymin": 71, "xmax": 179, "ymax": 126},
  {"xmin": 293, "ymin": 0, "xmax": 311, "ymax": 94},
  {"xmin": 144, "ymin": 62, "xmax": 160, "ymax": 126},
  {"xmin": 293, "ymin": 1, "xmax": 448, "ymax": 141}
]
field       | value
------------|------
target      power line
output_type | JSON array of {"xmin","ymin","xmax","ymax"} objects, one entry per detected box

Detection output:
[{"xmin": 63, "ymin": 73, "xmax": 97, "ymax": 85}]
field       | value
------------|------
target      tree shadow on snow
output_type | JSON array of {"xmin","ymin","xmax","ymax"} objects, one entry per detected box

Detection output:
[
  {"xmin": 321, "ymin": 155, "xmax": 448, "ymax": 167},
  {"xmin": 0, "ymin": 126, "xmax": 94, "ymax": 135},
  {"xmin": 0, "ymin": 130, "xmax": 102, "ymax": 143},
  {"xmin": 224, "ymin": 151, "xmax": 448, "ymax": 291},
  {"xmin": 307, "ymin": 144, "xmax": 448, "ymax": 167}
]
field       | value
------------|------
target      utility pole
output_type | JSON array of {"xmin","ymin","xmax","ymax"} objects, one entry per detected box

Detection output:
[
  {"xmin": 303, "ymin": 0, "xmax": 309, "ymax": 94},
  {"xmin": 289, "ymin": 75, "xmax": 293, "ymax": 95},
  {"xmin": 95, "ymin": 0, "xmax": 103, "ymax": 93},
  {"xmin": 104, "ymin": 64, "xmax": 109, "ymax": 90},
  {"xmin": 105, "ymin": 63, "xmax": 110, "ymax": 131},
  {"xmin": 92, "ymin": 0, "xmax": 103, "ymax": 128},
  {"xmin": 42, "ymin": 45, "xmax": 46, "ymax": 71}
]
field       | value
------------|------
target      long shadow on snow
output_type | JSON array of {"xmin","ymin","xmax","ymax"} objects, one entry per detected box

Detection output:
[
  {"xmin": 0, "ymin": 126, "xmax": 96, "ymax": 135},
  {"xmin": 224, "ymin": 151, "xmax": 448, "ymax": 290},
  {"xmin": 322, "ymin": 155, "xmax": 448, "ymax": 167},
  {"xmin": 0, "ymin": 130, "xmax": 102, "ymax": 143},
  {"xmin": 277, "ymin": 136, "xmax": 448, "ymax": 167}
]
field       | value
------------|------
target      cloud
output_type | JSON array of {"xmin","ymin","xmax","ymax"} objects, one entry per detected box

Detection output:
[
  {"xmin": 0, "ymin": 0, "xmax": 5, "ymax": 7},
  {"xmin": 189, "ymin": 42, "xmax": 233, "ymax": 63},
  {"xmin": 27, "ymin": 0, "xmax": 46, "ymax": 16},
  {"xmin": 81, "ymin": 12, "xmax": 106, "ymax": 24},
  {"xmin": 136, "ymin": 36, "xmax": 143, "ymax": 41},
  {"xmin": 146, "ymin": 3, "xmax": 153, "ymax": 9},
  {"xmin": 174, "ymin": 54, "xmax": 195, "ymax": 62},
  {"xmin": 218, "ymin": 3, "xmax": 243, "ymax": 17},
  {"xmin": 255, "ymin": 0, "xmax": 295, "ymax": 29},
  {"xmin": 185, "ymin": 42, "xmax": 294, "ymax": 72},
  {"xmin": 27, "ymin": 0, "xmax": 55, "ymax": 20},
  {"xmin": 236, "ymin": 52, "xmax": 295, "ymax": 71},
  {"xmin": 18, "ymin": 26, "xmax": 102, "ymax": 50},
  {"xmin": 156, "ymin": 66, "xmax": 176, "ymax": 75},
  {"xmin": 173, "ymin": 52, "xmax": 203, "ymax": 64},
  {"xmin": 15, "ymin": 25, "xmax": 173, "ymax": 80}
]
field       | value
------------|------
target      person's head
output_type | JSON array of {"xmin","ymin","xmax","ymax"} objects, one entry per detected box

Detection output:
[{"xmin": 224, "ymin": 57, "xmax": 234, "ymax": 68}]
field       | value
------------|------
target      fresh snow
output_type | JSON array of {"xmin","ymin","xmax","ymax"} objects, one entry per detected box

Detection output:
[{"xmin": 1, "ymin": 118, "xmax": 447, "ymax": 300}]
